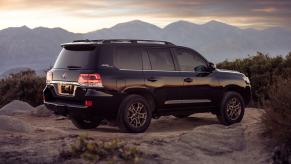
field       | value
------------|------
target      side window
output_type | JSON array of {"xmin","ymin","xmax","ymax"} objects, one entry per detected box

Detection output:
[
  {"xmin": 148, "ymin": 48, "xmax": 175, "ymax": 71},
  {"xmin": 114, "ymin": 47, "xmax": 142, "ymax": 70},
  {"xmin": 99, "ymin": 46, "xmax": 114, "ymax": 67},
  {"xmin": 141, "ymin": 49, "xmax": 151, "ymax": 70},
  {"xmin": 175, "ymin": 48, "xmax": 207, "ymax": 71}
]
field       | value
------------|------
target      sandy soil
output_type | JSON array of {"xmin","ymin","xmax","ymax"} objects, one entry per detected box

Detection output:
[{"xmin": 0, "ymin": 104, "xmax": 273, "ymax": 164}]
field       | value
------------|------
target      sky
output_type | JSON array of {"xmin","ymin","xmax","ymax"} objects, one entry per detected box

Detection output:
[{"xmin": 0, "ymin": 0, "xmax": 290, "ymax": 33}]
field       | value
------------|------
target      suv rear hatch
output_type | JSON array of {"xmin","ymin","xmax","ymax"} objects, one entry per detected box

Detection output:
[
  {"xmin": 47, "ymin": 45, "xmax": 101, "ymax": 97},
  {"xmin": 52, "ymin": 45, "xmax": 99, "ymax": 82}
]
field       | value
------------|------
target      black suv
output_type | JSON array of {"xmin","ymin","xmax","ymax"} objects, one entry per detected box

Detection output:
[{"xmin": 44, "ymin": 39, "xmax": 251, "ymax": 133}]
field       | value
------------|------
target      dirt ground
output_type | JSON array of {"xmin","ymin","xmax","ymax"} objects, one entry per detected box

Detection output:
[{"xmin": 0, "ymin": 105, "xmax": 273, "ymax": 164}]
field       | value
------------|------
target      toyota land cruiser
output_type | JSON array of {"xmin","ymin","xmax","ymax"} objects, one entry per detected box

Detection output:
[{"xmin": 43, "ymin": 39, "xmax": 251, "ymax": 133}]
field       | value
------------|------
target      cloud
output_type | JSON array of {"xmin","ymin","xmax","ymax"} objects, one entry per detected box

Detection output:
[{"xmin": 0, "ymin": 0, "xmax": 290, "ymax": 31}]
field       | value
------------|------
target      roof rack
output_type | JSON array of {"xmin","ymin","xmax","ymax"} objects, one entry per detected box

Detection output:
[
  {"xmin": 72, "ymin": 39, "xmax": 175, "ymax": 45},
  {"xmin": 72, "ymin": 39, "xmax": 102, "ymax": 43}
]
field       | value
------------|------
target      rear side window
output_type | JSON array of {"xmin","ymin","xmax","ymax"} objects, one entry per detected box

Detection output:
[
  {"xmin": 113, "ymin": 47, "xmax": 142, "ymax": 70},
  {"xmin": 175, "ymin": 48, "xmax": 207, "ymax": 71},
  {"xmin": 53, "ymin": 46, "xmax": 98, "ymax": 69},
  {"xmin": 148, "ymin": 48, "xmax": 175, "ymax": 71},
  {"xmin": 98, "ymin": 46, "xmax": 114, "ymax": 67}
]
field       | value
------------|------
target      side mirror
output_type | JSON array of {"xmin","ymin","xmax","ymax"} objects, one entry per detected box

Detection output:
[{"xmin": 208, "ymin": 62, "xmax": 216, "ymax": 71}]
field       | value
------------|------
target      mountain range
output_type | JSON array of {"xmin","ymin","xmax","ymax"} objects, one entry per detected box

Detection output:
[{"xmin": 0, "ymin": 20, "xmax": 291, "ymax": 74}]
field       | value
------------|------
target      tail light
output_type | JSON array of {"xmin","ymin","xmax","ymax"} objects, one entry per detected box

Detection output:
[
  {"xmin": 84, "ymin": 100, "xmax": 93, "ymax": 107},
  {"xmin": 46, "ymin": 70, "xmax": 53, "ymax": 83},
  {"xmin": 78, "ymin": 73, "xmax": 103, "ymax": 87}
]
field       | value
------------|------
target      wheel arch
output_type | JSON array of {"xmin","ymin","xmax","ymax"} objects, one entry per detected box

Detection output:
[
  {"xmin": 122, "ymin": 88, "xmax": 156, "ymax": 112},
  {"xmin": 224, "ymin": 85, "xmax": 251, "ymax": 106}
]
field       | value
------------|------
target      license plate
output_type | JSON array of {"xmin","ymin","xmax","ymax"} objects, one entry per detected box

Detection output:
[{"xmin": 57, "ymin": 83, "xmax": 75, "ymax": 96}]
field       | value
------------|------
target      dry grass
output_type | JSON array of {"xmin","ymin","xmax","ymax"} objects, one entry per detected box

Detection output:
[
  {"xmin": 263, "ymin": 78, "xmax": 291, "ymax": 143},
  {"xmin": 263, "ymin": 78, "xmax": 291, "ymax": 163},
  {"xmin": 60, "ymin": 134, "xmax": 145, "ymax": 163}
]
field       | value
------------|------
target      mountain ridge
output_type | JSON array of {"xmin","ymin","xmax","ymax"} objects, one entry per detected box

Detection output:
[
  {"xmin": 3, "ymin": 20, "xmax": 289, "ymax": 34},
  {"xmin": 0, "ymin": 20, "xmax": 290, "ymax": 74}
]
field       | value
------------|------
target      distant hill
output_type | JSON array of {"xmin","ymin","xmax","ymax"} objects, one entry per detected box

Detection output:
[{"xmin": 0, "ymin": 20, "xmax": 291, "ymax": 74}]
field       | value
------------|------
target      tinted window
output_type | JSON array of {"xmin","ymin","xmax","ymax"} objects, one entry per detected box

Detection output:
[
  {"xmin": 98, "ymin": 46, "xmax": 114, "ymax": 67},
  {"xmin": 175, "ymin": 48, "xmax": 207, "ymax": 71},
  {"xmin": 148, "ymin": 48, "xmax": 175, "ymax": 71},
  {"xmin": 114, "ymin": 47, "xmax": 142, "ymax": 70},
  {"xmin": 141, "ymin": 49, "xmax": 151, "ymax": 70},
  {"xmin": 53, "ymin": 46, "xmax": 98, "ymax": 69}
]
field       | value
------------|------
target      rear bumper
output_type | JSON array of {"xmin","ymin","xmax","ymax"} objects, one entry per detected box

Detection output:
[
  {"xmin": 43, "ymin": 84, "xmax": 123, "ymax": 118},
  {"xmin": 44, "ymin": 101, "xmax": 89, "ymax": 115}
]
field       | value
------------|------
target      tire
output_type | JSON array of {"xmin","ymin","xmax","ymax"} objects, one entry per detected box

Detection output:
[
  {"xmin": 216, "ymin": 91, "xmax": 245, "ymax": 125},
  {"xmin": 117, "ymin": 94, "xmax": 152, "ymax": 133},
  {"xmin": 173, "ymin": 114, "xmax": 192, "ymax": 118},
  {"xmin": 70, "ymin": 116, "xmax": 103, "ymax": 129}
]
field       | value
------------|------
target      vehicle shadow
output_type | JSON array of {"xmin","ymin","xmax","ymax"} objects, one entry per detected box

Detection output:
[
  {"xmin": 147, "ymin": 116, "xmax": 218, "ymax": 133},
  {"xmin": 82, "ymin": 114, "xmax": 219, "ymax": 133}
]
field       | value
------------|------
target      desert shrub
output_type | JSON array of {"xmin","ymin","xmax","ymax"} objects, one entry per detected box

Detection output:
[
  {"xmin": 0, "ymin": 70, "xmax": 46, "ymax": 108},
  {"xmin": 60, "ymin": 135, "xmax": 144, "ymax": 163},
  {"xmin": 263, "ymin": 78, "xmax": 291, "ymax": 142},
  {"xmin": 263, "ymin": 78, "xmax": 291, "ymax": 163},
  {"xmin": 217, "ymin": 52, "xmax": 291, "ymax": 106}
]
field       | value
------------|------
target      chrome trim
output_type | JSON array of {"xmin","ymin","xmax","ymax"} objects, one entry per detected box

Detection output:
[
  {"xmin": 47, "ymin": 81, "xmax": 103, "ymax": 97},
  {"xmin": 48, "ymin": 81, "xmax": 104, "ymax": 87},
  {"xmin": 48, "ymin": 81, "xmax": 80, "ymax": 85},
  {"xmin": 47, "ymin": 81, "xmax": 80, "ymax": 97},
  {"xmin": 57, "ymin": 83, "xmax": 78, "ymax": 97},
  {"xmin": 165, "ymin": 99, "xmax": 211, "ymax": 104}
]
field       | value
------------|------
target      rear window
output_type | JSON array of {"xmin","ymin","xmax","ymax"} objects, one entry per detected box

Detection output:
[{"xmin": 53, "ymin": 46, "xmax": 99, "ymax": 69}]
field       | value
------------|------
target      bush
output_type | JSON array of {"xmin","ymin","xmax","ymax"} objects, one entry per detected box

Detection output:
[
  {"xmin": 60, "ymin": 135, "xmax": 145, "ymax": 163},
  {"xmin": 217, "ymin": 52, "xmax": 291, "ymax": 106},
  {"xmin": 263, "ymin": 78, "xmax": 291, "ymax": 142},
  {"xmin": 0, "ymin": 70, "xmax": 46, "ymax": 108},
  {"xmin": 263, "ymin": 78, "xmax": 291, "ymax": 163}
]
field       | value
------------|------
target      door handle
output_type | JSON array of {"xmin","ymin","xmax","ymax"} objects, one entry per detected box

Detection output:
[
  {"xmin": 184, "ymin": 78, "xmax": 193, "ymax": 83},
  {"xmin": 147, "ymin": 77, "xmax": 157, "ymax": 82}
]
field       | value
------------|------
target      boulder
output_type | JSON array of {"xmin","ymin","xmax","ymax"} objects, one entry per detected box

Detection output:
[
  {"xmin": 0, "ymin": 115, "xmax": 33, "ymax": 133},
  {"xmin": 31, "ymin": 104, "xmax": 53, "ymax": 117},
  {"xmin": 0, "ymin": 100, "xmax": 35, "ymax": 116}
]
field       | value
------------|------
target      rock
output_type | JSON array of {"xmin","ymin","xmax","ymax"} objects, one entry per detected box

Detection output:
[
  {"xmin": 178, "ymin": 124, "xmax": 245, "ymax": 155},
  {"xmin": 31, "ymin": 104, "xmax": 53, "ymax": 117},
  {"xmin": 0, "ymin": 115, "xmax": 33, "ymax": 133},
  {"xmin": 0, "ymin": 109, "xmax": 272, "ymax": 163},
  {"xmin": 0, "ymin": 100, "xmax": 35, "ymax": 116},
  {"xmin": 55, "ymin": 116, "xmax": 66, "ymax": 120}
]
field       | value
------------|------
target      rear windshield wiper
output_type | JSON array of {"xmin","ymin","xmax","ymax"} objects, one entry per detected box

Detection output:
[{"xmin": 67, "ymin": 65, "xmax": 82, "ymax": 69}]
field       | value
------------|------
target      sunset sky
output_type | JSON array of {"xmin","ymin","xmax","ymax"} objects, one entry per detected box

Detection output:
[{"xmin": 0, "ymin": 0, "xmax": 290, "ymax": 33}]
